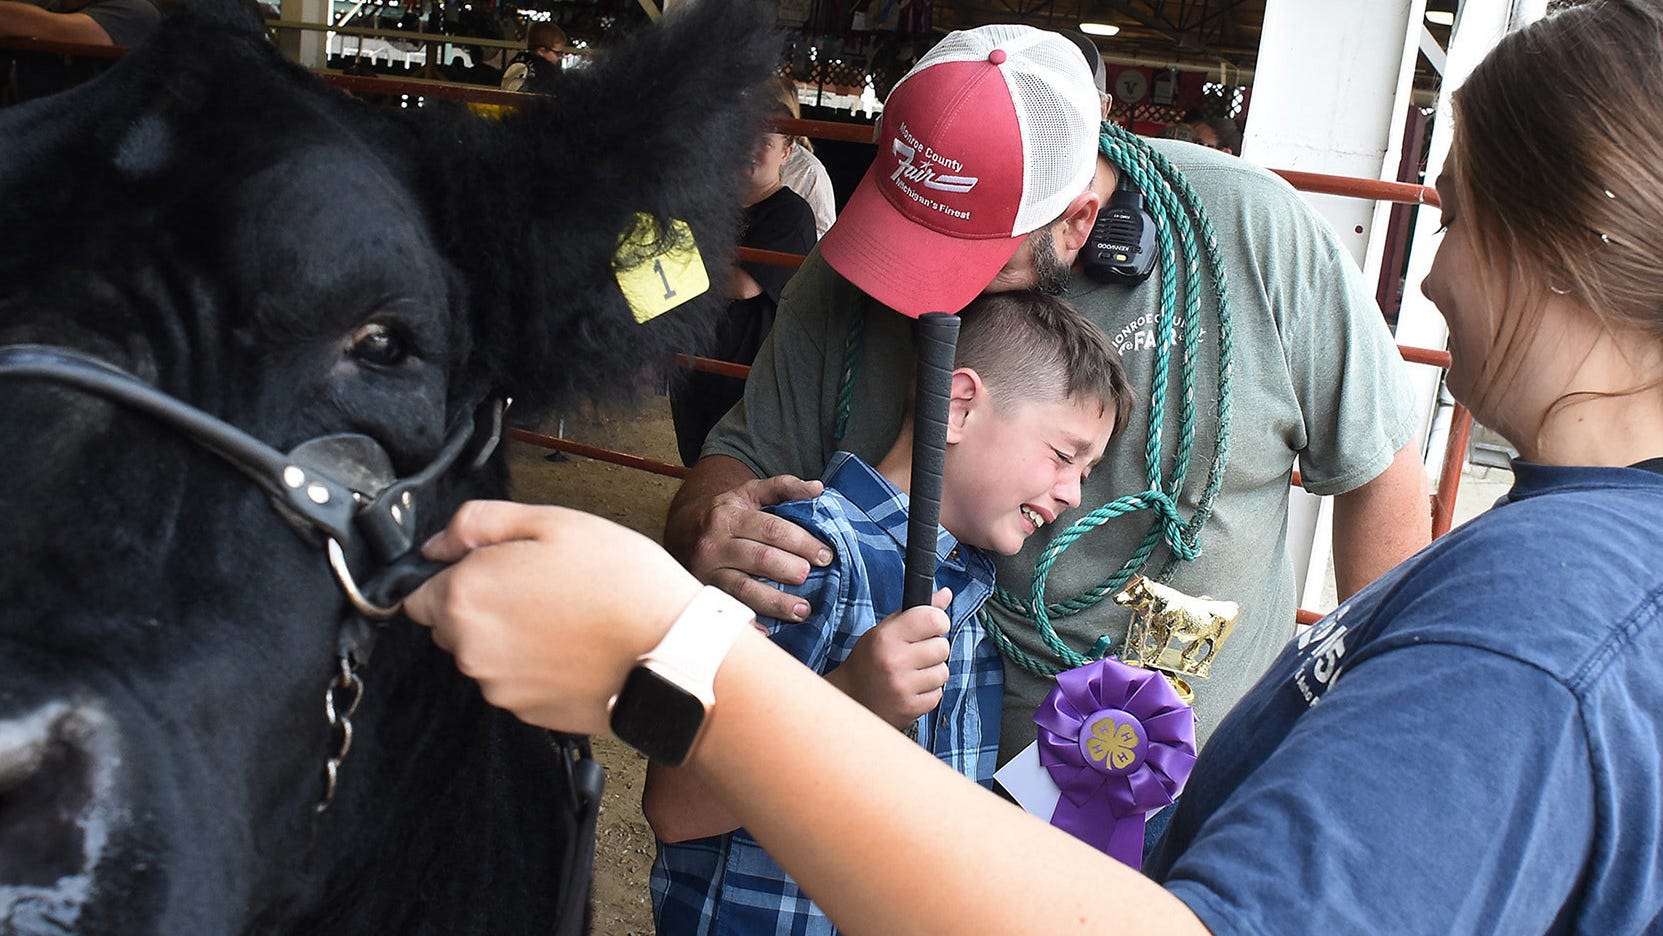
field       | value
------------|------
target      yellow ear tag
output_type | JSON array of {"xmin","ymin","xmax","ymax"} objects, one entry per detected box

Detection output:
[{"xmin": 613, "ymin": 213, "xmax": 709, "ymax": 324}]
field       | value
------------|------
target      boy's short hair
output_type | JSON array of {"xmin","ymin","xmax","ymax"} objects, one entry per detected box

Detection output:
[{"xmin": 953, "ymin": 290, "xmax": 1133, "ymax": 432}]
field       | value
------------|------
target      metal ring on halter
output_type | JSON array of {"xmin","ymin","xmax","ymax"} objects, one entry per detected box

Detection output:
[{"xmin": 327, "ymin": 538, "xmax": 401, "ymax": 620}]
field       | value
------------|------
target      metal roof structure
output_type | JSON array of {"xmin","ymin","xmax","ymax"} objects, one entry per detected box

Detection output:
[{"xmin": 774, "ymin": 0, "xmax": 1458, "ymax": 112}]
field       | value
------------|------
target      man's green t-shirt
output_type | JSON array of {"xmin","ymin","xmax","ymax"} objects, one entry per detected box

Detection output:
[{"xmin": 704, "ymin": 140, "xmax": 1419, "ymax": 759}]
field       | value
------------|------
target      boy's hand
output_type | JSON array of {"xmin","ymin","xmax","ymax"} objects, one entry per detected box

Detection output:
[{"xmin": 826, "ymin": 587, "xmax": 952, "ymax": 729}]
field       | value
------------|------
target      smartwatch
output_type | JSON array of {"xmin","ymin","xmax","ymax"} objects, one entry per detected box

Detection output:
[{"xmin": 608, "ymin": 585, "xmax": 752, "ymax": 766}]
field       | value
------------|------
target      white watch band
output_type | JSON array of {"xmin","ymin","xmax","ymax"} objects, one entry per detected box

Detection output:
[{"xmin": 639, "ymin": 585, "xmax": 752, "ymax": 703}]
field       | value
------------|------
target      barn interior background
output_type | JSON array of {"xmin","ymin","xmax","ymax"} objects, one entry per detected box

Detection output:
[
  {"xmin": 244, "ymin": 0, "xmax": 1455, "ymax": 210},
  {"xmin": 260, "ymin": 0, "xmax": 1457, "ymax": 117}
]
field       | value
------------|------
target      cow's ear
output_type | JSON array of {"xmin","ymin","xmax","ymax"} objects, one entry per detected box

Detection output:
[{"xmin": 419, "ymin": 1, "xmax": 783, "ymax": 416}]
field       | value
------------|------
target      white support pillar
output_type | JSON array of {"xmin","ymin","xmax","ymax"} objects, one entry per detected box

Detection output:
[
  {"xmin": 1248, "ymin": 1, "xmax": 1425, "ymax": 611},
  {"xmin": 1396, "ymin": 0, "xmax": 1548, "ymax": 464},
  {"xmin": 1252, "ymin": 0, "xmax": 1548, "ymax": 609},
  {"xmin": 279, "ymin": 0, "xmax": 328, "ymax": 69},
  {"xmin": 1246, "ymin": 0, "xmax": 1426, "ymax": 269}
]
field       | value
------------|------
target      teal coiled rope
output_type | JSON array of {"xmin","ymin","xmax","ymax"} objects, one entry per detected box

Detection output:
[
  {"xmin": 831, "ymin": 306, "xmax": 864, "ymax": 446},
  {"xmin": 988, "ymin": 128, "xmax": 1236, "ymax": 677},
  {"xmin": 829, "ymin": 127, "xmax": 1235, "ymax": 679}
]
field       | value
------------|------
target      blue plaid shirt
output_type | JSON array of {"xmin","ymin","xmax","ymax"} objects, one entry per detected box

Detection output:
[{"xmin": 651, "ymin": 452, "xmax": 1001, "ymax": 935}]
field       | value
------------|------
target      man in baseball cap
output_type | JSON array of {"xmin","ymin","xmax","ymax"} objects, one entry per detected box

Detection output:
[
  {"xmin": 666, "ymin": 24, "xmax": 1108, "ymax": 619},
  {"xmin": 819, "ymin": 25, "xmax": 1103, "ymax": 318}
]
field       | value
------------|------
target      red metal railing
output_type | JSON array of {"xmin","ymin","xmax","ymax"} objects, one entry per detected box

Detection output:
[
  {"xmin": 1269, "ymin": 169, "xmax": 1440, "ymax": 208},
  {"xmin": 506, "ymin": 427, "xmax": 689, "ymax": 479}
]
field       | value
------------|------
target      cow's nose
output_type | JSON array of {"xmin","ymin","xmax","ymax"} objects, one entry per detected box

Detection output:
[{"xmin": 0, "ymin": 702, "xmax": 112, "ymax": 887}]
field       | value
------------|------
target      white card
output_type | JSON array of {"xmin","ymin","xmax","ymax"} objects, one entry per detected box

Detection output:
[{"xmin": 992, "ymin": 740, "xmax": 1060, "ymax": 821}]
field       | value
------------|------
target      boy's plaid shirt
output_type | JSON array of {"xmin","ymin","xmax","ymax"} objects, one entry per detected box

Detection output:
[{"xmin": 651, "ymin": 452, "xmax": 1002, "ymax": 935}]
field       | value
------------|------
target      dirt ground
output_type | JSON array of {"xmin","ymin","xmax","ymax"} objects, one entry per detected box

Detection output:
[{"xmin": 503, "ymin": 391, "xmax": 687, "ymax": 936}]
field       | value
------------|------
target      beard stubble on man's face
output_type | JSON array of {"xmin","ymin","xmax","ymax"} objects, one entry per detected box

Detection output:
[
  {"xmin": 1027, "ymin": 226, "xmax": 1073, "ymax": 296},
  {"xmin": 988, "ymin": 225, "xmax": 1073, "ymax": 297}
]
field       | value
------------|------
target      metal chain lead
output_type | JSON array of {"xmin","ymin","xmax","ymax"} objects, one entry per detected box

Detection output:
[{"xmin": 317, "ymin": 655, "xmax": 365, "ymax": 812}]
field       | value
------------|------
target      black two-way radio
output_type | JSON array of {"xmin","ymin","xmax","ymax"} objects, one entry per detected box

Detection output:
[{"xmin": 1083, "ymin": 173, "xmax": 1157, "ymax": 286}]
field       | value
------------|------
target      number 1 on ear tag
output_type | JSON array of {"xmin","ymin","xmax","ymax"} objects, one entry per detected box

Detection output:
[{"xmin": 613, "ymin": 214, "xmax": 709, "ymax": 324}]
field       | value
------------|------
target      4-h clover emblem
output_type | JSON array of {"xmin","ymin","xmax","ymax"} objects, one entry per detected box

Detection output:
[{"xmin": 1079, "ymin": 710, "xmax": 1148, "ymax": 776}]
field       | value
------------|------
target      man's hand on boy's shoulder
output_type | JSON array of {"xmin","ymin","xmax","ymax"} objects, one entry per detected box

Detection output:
[
  {"xmin": 666, "ymin": 457, "xmax": 830, "ymax": 624},
  {"xmin": 826, "ymin": 588, "xmax": 953, "ymax": 729}
]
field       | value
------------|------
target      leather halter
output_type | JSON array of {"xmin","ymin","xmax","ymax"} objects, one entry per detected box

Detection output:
[
  {"xmin": 0, "ymin": 343, "xmax": 501, "ymax": 622},
  {"xmin": 1, "ymin": 343, "xmax": 604, "ymax": 928}
]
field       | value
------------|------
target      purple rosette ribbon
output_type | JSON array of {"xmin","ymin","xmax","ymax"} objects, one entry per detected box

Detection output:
[{"xmin": 1034, "ymin": 658, "xmax": 1197, "ymax": 867}]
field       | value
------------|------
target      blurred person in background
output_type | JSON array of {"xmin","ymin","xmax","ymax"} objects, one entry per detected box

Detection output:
[
  {"xmin": 500, "ymin": 20, "xmax": 567, "ymax": 94},
  {"xmin": 773, "ymin": 75, "xmax": 836, "ymax": 238},
  {"xmin": 669, "ymin": 85, "xmax": 816, "ymax": 467}
]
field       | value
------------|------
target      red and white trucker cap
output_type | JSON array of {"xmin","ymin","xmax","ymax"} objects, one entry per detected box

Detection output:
[{"xmin": 820, "ymin": 25, "xmax": 1100, "ymax": 318}]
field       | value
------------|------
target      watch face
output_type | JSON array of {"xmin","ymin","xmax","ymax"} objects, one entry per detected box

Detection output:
[{"xmin": 610, "ymin": 667, "xmax": 706, "ymax": 766}]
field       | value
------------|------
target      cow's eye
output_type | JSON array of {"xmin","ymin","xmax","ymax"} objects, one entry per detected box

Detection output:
[{"xmin": 349, "ymin": 323, "xmax": 408, "ymax": 367}]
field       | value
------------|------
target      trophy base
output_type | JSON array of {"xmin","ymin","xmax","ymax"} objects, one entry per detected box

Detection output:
[{"xmin": 1121, "ymin": 660, "xmax": 1194, "ymax": 706}]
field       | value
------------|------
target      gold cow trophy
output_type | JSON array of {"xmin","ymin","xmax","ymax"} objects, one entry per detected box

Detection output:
[{"xmin": 1111, "ymin": 575, "xmax": 1240, "ymax": 705}]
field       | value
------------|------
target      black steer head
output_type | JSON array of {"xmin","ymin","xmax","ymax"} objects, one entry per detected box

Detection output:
[{"xmin": 0, "ymin": 2, "xmax": 778, "ymax": 933}]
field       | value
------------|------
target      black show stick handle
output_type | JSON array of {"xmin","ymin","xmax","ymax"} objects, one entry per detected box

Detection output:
[{"xmin": 903, "ymin": 312, "xmax": 961, "ymax": 609}]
